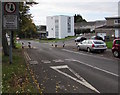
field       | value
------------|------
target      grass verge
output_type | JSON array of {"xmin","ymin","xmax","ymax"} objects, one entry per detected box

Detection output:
[
  {"xmin": 37, "ymin": 36, "xmax": 76, "ymax": 43},
  {"xmin": 106, "ymin": 41, "xmax": 113, "ymax": 49},
  {"xmin": 2, "ymin": 47, "xmax": 38, "ymax": 93}
]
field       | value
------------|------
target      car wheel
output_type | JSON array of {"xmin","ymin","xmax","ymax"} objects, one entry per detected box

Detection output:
[
  {"xmin": 113, "ymin": 51, "xmax": 119, "ymax": 57},
  {"xmin": 87, "ymin": 47, "xmax": 91, "ymax": 52},
  {"xmin": 77, "ymin": 46, "xmax": 80, "ymax": 51}
]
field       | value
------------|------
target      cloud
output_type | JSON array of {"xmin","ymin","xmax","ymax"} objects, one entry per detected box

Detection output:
[{"xmin": 30, "ymin": 0, "xmax": 119, "ymax": 25}]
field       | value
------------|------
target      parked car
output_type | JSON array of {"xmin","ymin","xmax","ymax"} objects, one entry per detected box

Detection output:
[
  {"xmin": 91, "ymin": 36, "xmax": 104, "ymax": 41},
  {"xmin": 112, "ymin": 39, "xmax": 120, "ymax": 58},
  {"xmin": 77, "ymin": 39, "xmax": 107, "ymax": 53},
  {"xmin": 75, "ymin": 36, "xmax": 87, "ymax": 42}
]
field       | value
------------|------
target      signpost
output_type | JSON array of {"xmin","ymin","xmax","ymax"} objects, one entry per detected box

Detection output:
[{"xmin": 2, "ymin": 2, "xmax": 19, "ymax": 64}]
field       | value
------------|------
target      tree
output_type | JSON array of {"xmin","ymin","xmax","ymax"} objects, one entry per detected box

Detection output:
[
  {"xmin": 18, "ymin": 2, "xmax": 38, "ymax": 39},
  {"xmin": 74, "ymin": 14, "xmax": 87, "ymax": 23}
]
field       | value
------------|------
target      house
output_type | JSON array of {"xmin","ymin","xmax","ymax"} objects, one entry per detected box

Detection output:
[
  {"xmin": 95, "ymin": 17, "xmax": 120, "ymax": 40},
  {"xmin": 46, "ymin": 15, "xmax": 74, "ymax": 39},
  {"xmin": 37, "ymin": 25, "xmax": 47, "ymax": 39},
  {"xmin": 74, "ymin": 21, "xmax": 106, "ymax": 34}
]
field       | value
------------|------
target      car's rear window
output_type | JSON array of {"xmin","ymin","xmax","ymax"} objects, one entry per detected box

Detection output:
[
  {"xmin": 116, "ymin": 40, "xmax": 120, "ymax": 44},
  {"xmin": 93, "ymin": 41, "xmax": 104, "ymax": 44}
]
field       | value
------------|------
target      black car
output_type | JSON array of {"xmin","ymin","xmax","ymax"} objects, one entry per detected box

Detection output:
[
  {"xmin": 75, "ymin": 36, "xmax": 87, "ymax": 42},
  {"xmin": 91, "ymin": 36, "xmax": 103, "ymax": 41}
]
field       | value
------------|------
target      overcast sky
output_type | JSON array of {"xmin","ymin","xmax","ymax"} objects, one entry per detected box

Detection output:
[{"xmin": 30, "ymin": 0, "xmax": 120, "ymax": 25}]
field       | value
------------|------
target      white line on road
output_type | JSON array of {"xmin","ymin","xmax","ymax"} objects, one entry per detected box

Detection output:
[
  {"xmin": 50, "ymin": 65, "xmax": 100, "ymax": 93},
  {"xmin": 62, "ymin": 49, "xmax": 114, "ymax": 61},
  {"xmin": 29, "ymin": 61, "xmax": 38, "ymax": 65},
  {"xmin": 64, "ymin": 58, "xmax": 118, "ymax": 77},
  {"xmin": 41, "ymin": 60, "xmax": 51, "ymax": 64},
  {"xmin": 69, "ymin": 59, "xmax": 119, "ymax": 77},
  {"xmin": 53, "ymin": 59, "xmax": 64, "ymax": 63}
]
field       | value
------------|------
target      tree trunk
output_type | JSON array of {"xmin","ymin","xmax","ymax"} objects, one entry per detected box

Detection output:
[{"xmin": 2, "ymin": 31, "xmax": 9, "ymax": 56}]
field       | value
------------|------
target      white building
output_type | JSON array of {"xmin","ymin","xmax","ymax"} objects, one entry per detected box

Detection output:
[{"xmin": 46, "ymin": 15, "xmax": 74, "ymax": 39}]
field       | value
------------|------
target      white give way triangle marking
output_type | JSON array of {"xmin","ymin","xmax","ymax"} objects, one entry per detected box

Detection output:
[{"xmin": 50, "ymin": 65, "xmax": 100, "ymax": 93}]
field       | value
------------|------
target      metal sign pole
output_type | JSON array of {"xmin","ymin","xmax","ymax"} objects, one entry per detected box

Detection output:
[{"xmin": 9, "ymin": 31, "xmax": 12, "ymax": 64}]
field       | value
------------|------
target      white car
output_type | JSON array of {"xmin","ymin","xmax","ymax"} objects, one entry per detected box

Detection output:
[{"xmin": 77, "ymin": 40, "xmax": 107, "ymax": 53}]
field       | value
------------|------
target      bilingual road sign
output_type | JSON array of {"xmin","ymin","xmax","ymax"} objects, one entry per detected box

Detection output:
[
  {"xmin": 3, "ymin": 15, "xmax": 17, "ymax": 30},
  {"xmin": 2, "ymin": 2, "xmax": 19, "ymax": 30}
]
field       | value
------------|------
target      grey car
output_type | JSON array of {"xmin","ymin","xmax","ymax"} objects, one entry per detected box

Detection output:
[{"xmin": 77, "ymin": 40, "xmax": 107, "ymax": 53}]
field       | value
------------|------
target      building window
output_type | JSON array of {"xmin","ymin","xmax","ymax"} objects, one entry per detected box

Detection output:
[
  {"xmin": 51, "ymin": 28, "xmax": 53, "ymax": 30},
  {"xmin": 114, "ymin": 19, "xmax": 120, "ymax": 24},
  {"xmin": 55, "ymin": 19, "xmax": 59, "ymax": 23},
  {"xmin": 68, "ymin": 17, "xmax": 71, "ymax": 33}
]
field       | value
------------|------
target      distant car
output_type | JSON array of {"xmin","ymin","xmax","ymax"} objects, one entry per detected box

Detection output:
[
  {"xmin": 75, "ymin": 36, "xmax": 87, "ymax": 42},
  {"xmin": 79, "ymin": 34, "xmax": 83, "ymax": 36},
  {"xmin": 77, "ymin": 39, "xmax": 107, "ymax": 53},
  {"xmin": 16, "ymin": 37, "xmax": 20, "ymax": 40},
  {"xmin": 112, "ymin": 39, "xmax": 120, "ymax": 58},
  {"xmin": 91, "ymin": 36, "xmax": 103, "ymax": 41}
]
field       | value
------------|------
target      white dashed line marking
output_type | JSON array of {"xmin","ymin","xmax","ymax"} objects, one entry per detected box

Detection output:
[
  {"xmin": 29, "ymin": 61, "xmax": 38, "ymax": 65},
  {"xmin": 53, "ymin": 59, "xmax": 64, "ymax": 63},
  {"xmin": 41, "ymin": 60, "xmax": 51, "ymax": 64}
]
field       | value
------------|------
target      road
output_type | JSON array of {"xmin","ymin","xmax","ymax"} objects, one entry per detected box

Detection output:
[{"xmin": 21, "ymin": 40, "xmax": 119, "ymax": 94}]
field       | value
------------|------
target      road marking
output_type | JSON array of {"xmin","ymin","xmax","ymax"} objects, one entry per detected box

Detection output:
[
  {"xmin": 41, "ymin": 60, "xmax": 51, "ymax": 64},
  {"xmin": 62, "ymin": 49, "xmax": 114, "ymax": 61},
  {"xmin": 72, "ymin": 59, "xmax": 119, "ymax": 77},
  {"xmin": 29, "ymin": 61, "xmax": 38, "ymax": 65},
  {"xmin": 33, "ymin": 47, "xmax": 37, "ymax": 49},
  {"xmin": 65, "ymin": 58, "xmax": 119, "ymax": 77},
  {"xmin": 50, "ymin": 65, "xmax": 100, "ymax": 93},
  {"xmin": 53, "ymin": 59, "xmax": 64, "ymax": 63},
  {"xmin": 24, "ymin": 52, "xmax": 31, "ymax": 61},
  {"xmin": 65, "ymin": 59, "xmax": 76, "ymax": 61}
]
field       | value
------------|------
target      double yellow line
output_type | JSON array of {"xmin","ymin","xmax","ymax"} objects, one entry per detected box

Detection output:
[{"xmin": 24, "ymin": 51, "xmax": 43, "ymax": 94}]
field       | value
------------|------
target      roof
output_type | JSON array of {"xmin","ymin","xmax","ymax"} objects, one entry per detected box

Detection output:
[
  {"xmin": 96, "ymin": 25, "xmax": 120, "ymax": 29},
  {"xmin": 47, "ymin": 15, "xmax": 73, "ymax": 18},
  {"xmin": 75, "ymin": 20, "xmax": 106, "ymax": 27},
  {"xmin": 105, "ymin": 17, "xmax": 120, "ymax": 20}
]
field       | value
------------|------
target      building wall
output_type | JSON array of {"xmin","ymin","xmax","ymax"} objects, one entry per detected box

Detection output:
[
  {"xmin": 95, "ymin": 28, "xmax": 115, "ymax": 40},
  {"xmin": 47, "ymin": 16, "xmax": 55, "ymax": 38},
  {"xmin": 47, "ymin": 15, "xmax": 74, "ymax": 39},
  {"xmin": 106, "ymin": 19, "xmax": 114, "ymax": 26},
  {"xmin": 115, "ymin": 29, "xmax": 120, "ymax": 38}
]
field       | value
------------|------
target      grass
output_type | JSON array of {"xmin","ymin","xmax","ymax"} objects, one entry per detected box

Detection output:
[
  {"xmin": 37, "ymin": 36, "xmax": 77, "ymax": 43},
  {"xmin": 106, "ymin": 41, "xmax": 113, "ymax": 49},
  {"xmin": 15, "ymin": 42, "xmax": 22, "ymax": 49},
  {"xmin": 2, "ymin": 46, "xmax": 38, "ymax": 93}
]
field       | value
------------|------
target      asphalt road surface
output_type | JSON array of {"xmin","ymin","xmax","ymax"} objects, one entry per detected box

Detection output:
[{"xmin": 21, "ymin": 40, "xmax": 119, "ymax": 94}]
